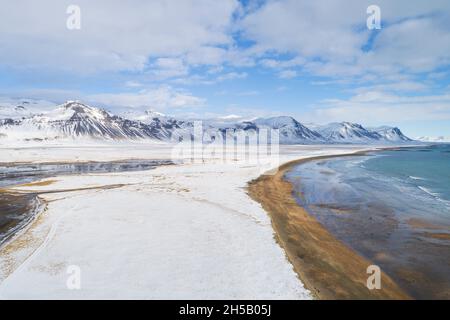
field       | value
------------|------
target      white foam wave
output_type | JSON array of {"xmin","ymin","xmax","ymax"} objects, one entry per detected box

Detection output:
[
  {"xmin": 418, "ymin": 186, "xmax": 440, "ymax": 197},
  {"xmin": 417, "ymin": 186, "xmax": 450, "ymax": 207}
]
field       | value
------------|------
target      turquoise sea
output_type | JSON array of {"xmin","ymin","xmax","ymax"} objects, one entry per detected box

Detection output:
[{"xmin": 286, "ymin": 144, "xmax": 450, "ymax": 299}]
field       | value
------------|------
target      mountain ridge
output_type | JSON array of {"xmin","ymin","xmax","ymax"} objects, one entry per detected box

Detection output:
[{"xmin": 0, "ymin": 100, "xmax": 414, "ymax": 144}]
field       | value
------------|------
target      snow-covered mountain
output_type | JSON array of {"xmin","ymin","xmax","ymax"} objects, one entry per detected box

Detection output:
[
  {"xmin": 196, "ymin": 116, "xmax": 324, "ymax": 144},
  {"xmin": 416, "ymin": 136, "xmax": 450, "ymax": 143},
  {"xmin": 315, "ymin": 122, "xmax": 381, "ymax": 143},
  {"xmin": 0, "ymin": 100, "xmax": 414, "ymax": 144},
  {"xmin": 253, "ymin": 116, "xmax": 325, "ymax": 143},
  {"xmin": 0, "ymin": 101, "xmax": 198, "ymax": 142},
  {"xmin": 0, "ymin": 99, "xmax": 55, "ymax": 120},
  {"xmin": 118, "ymin": 109, "xmax": 167, "ymax": 123},
  {"xmin": 314, "ymin": 122, "xmax": 412, "ymax": 144},
  {"xmin": 23, "ymin": 101, "xmax": 166, "ymax": 139},
  {"xmin": 118, "ymin": 108, "xmax": 194, "ymax": 141},
  {"xmin": 370, "ymin": 126, "xmax": 412, "ymax": 142},
  {"xmin": 0, "ymin": 101, "xmax": 165, "ymax": 141}
]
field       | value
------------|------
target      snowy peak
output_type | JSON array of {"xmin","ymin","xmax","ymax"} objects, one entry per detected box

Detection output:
[
  {"xmin": 316, "ymin": 122, "xmax": 382, "ymax": 142},
  {"xmin": 119, "ymin": 108, "xmax": 168, "ymax": 124},
  {"xmin": 29, "ymin": 101, "xmax": 122, "ymax": 138},
  {"xmin": 315, "ymin": 122, "xmax": 412, "ymax": 143},
  {"xmin": 144, "ymin": 109, "xmax": 166, "ymax": 118},
  {"xmin": 253, "ymin": 116, "xmax": 324, "ymax": 143},
  {"xmin": 37, "ymin": 101, "xmax": 112, "ymax": 123},
  {"xmin": 0, "ymin": 99, "xmax": 55, "ymax": 120},
  {"xmin": 114, "ymin": 108, "xmax": 193, "ymax": 140},
  {"xmin": 0, "ymin": 99, "xmax": 414, "ymax": 144},
  {"xmin": 370, "ymin": 126, "xmax": 412, "ymax": 142},
  {"xmin": 1, "ymin": 101, "xmax": 164, "ymax": 140},
  {"xmin": 416, "ymin": 136, "xmax": 450, "ymax": 143},
  {"xmin": 62, "ymin": 101, "xmax": 111, "ymax": 120},
  {"xmin": 253, "ymin": 116, "xmax": 299, "ymax": 128},
  {"xmin": 199, "ymin": 116, "xmax": 324, "ymax": 144}
]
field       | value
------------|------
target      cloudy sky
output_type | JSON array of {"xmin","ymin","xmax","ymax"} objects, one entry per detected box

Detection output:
[{"xmin": 1, "ymin": 0, "xmax": 450, "ymax": 137}]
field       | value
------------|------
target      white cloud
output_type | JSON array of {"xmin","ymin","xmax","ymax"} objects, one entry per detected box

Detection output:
[
  {"xmin": 185, "ymin": 46, "xmax": 228, "ymax": 66},
  {"xmin": 125, "ymin": 81, "xmax": 144, "ymax": 88},
  {"xmin": 171, "ymin": 71, "xmax": 248, "ymax": 85},
  {"xmin": 352, "ymin": 81, "xmax": 429, "ymax": 94},
  {"xmin": 309, "ymin": 91, "xmax": 450, "ymax": 124},
  {"xmin": 0, "ymin": 88, "xmax": 84, "ymax": 104},
  {"xmin": 365, "ymin": 16, "xmax": 450, "ymax": 73},
  {"xmin": 241, "ymin": 0, "xmax": 368, "ymax": 60},
  {"xmin": 3, "ymin": 0, "xmax": 448, "ymax": 86},
  {"xmin": 278, "ymin": 70, "xmax": 297, "ymax": 79},
  {"xmin": 276, "ymin": 86, "xmax": 288, "ymax": 92},
  {"xmin": 0, "ymin": 0, "xmax": 239, "ymax": 74},
  {"xmin": 242, "ymin": 0, "xmax": 450, "ymax": 82},
  {"xmin": 237, "ymin": 90, "xmax": 260, "ymax": 96},
  {"xmin": 1, "ymin": 0, "xmax": 450, "ymax": 131},
  {"xmin": 88, "ymin": 86, "xmax": 206, "ymax": 109},
  {"xmin": 207, "ymin": 66, "xmax": 224, "ymax": 74},
  {"xmin": 148, "ymin": 58, "xmax": 189, "ymax": 79},
  {"xmin": 260, "ymin": 57, "xmax": 304, "ymax": 69},
  {"xmin": 218, "ymin": 114, "xmax": 243, "ymax": 120},
  {"xmin": 216, "ymin": 72, "xmax": 248, "ymax": 81}
]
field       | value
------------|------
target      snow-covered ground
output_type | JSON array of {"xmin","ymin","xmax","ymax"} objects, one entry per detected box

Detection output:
[{"xmin": 0, "ymin": 143, "xmax": 372, "ymax": 299}]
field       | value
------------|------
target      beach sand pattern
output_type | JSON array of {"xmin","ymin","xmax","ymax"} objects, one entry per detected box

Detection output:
[
  {"xmin": 249, "ymin": 154, "xmax": 410, "ymax": 300},
  {"xmin": 276, "ymin": 146, "xmax": 450, "ymax": 299}
]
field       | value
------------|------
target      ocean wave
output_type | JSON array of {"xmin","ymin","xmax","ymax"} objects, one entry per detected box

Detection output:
[
  {"xmin": 417, "ymin": 186, "xmax": 450, "ymax": 207},
  {"xmin": 409, "ymin": 176, "xmax": 426, "ymax": 180},
  {"xmin": 418, "ymin": 186, "xmax": 440, "ymax": 197}
]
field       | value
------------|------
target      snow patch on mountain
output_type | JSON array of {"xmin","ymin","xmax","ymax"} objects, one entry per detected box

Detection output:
[
  {"xmin": 416, "ymin": 136, "xmax": 450, "ymax": 143},
  {"xmin": 0, "ymin": 100, "xmax": 415, "ymax": 145},
  {"xmin": 0, "ymin": 98, "xmax": 56, "ymax": 120},
  {"xmin": 253, "ymin": 116, "xmax": 324, "ymax": 143},
  {"xmin": 314, "ymin": 122, "xmax": 412, "ymax": 143},
  {"xmin": 315, "ymin": 122, "xmax": 380, "ymax": 143},
  {"xmin": 370, "ymin": 126, "xmax": 412, "ymax": 142}
]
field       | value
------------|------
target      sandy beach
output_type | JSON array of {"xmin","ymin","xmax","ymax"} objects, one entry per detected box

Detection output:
[
  {"xmin": 0, "ymin": 144, "xmax": 326, "ymax": 299},
  {"xmin": 248, "ymin": 154, "xmax": 410, "ymax": 300},
  {"xmin": 1, "ymin": 0, "xmax": 449, "ymax": 304},
  {"xmin": 0, "ymin": 144, "xmax": 415, "ymax": 299}
]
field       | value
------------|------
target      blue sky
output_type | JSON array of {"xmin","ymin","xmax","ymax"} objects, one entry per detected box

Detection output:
[{"xmin": 1, "ymin": 0, "xmax": 450, "ymax": 137}]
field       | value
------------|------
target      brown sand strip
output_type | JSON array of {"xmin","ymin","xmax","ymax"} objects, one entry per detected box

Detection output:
[
  {"xmin": 422, "ymin": 232, "xmax": 450, "ymax": 241},
  {"xmin": 407, "ymin": 218, "xmax": 450, "ymax": 231},
  {"xmin": 20, "ymin": 180, "xmax": 58, "ymax": 187},
  {"xmin": 248, "ymin": 154, "xmax": 410, "ymax": 300}
]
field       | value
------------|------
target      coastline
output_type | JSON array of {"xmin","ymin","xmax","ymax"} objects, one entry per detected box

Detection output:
[
  {"xmin": 0, "ymin": 191, "xmax": 44, "ymax": 248},
  {"xmin": 248, "ymin": 151, "xmax": 411, "ymax": 300},
  {"xmin": 0, "ymin": 148, "xmax": 315, "ymax": 299},
  {"xmin": 0, "ymin": 144, "xmax": 424, "ymax": 299},
  {"xmin": 0, "ymin": 159, "xmax": 174, "ymax": 248}
]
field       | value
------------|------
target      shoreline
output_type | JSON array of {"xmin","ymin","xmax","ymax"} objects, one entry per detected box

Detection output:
[
  {"xmin": 1, "ymin": 144, "xmax": 425, "ymax": 299},
  {"xmin": 1, "ymin": 153, "xmax": 314, "ymax": 299},
  {"xmin": 0, "ymin": 191, "xmax": 44, "ymax": 248},
  {"xmin": 248, "ymin": 150, "xmax": 411, "ymax": 299},
  {"xmin": 0, "ymin": 159, "xmax": 173, "ymax": 250}
]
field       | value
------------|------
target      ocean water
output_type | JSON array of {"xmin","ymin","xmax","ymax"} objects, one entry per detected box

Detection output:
[
  {"xmin": 0, "ymin": 159, "xmax": 173, "ymax": 188},
  {"xmin": 364, "ymin": 144, "xmax": 450, "ymax": 217},
  {"xmin": 286, "ymin": 144, "xmax": 450, "ymax": 299}
]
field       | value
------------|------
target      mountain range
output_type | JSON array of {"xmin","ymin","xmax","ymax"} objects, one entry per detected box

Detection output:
[
  {"xmin": 0, "ymin": 100, "xmax": 413, "ymax": 144},
  {"xmin": 415, "ymin": 136, "xmax": 450, "ymax": 143}
]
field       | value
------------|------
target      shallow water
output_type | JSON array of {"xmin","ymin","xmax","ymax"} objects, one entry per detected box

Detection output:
[
  {"xmin": 0, "ymin": 160, "xmax": 173, "ymax": 188},
  {"xmin": 0, "ymin": 159, "xmax": 172, "ymax": 246},
  {"xmin": 286, "ymin": 145, "xmax": 450, "ymax": 299}
]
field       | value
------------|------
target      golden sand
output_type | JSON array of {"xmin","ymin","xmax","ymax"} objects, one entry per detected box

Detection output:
[
  {"xmin": 20, "ymin": 180, "xmax": 58, "ymax": 187},
  {"xmin": 248, "ymin": 155, "xmax": 410, "ymax": 299}
]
